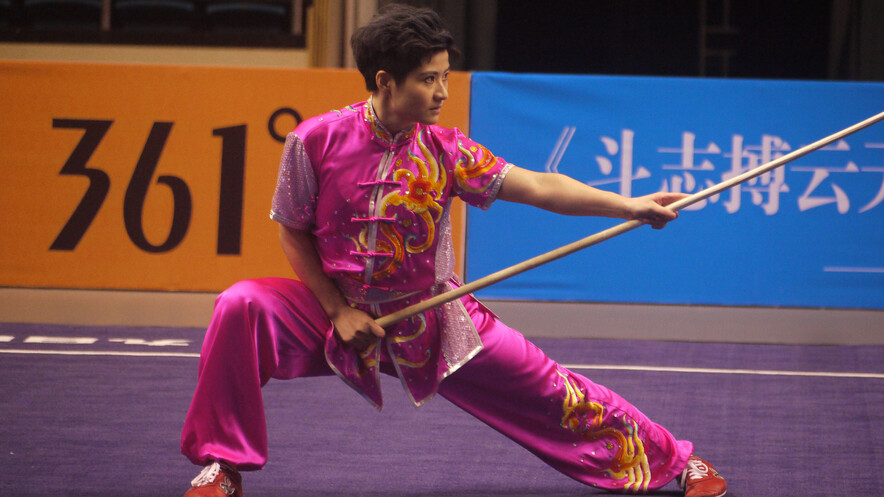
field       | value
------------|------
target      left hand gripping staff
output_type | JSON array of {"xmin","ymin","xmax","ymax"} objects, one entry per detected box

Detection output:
[{"xmin": 376, "ymin": 110, "xmax": 884, "ymax": 329}]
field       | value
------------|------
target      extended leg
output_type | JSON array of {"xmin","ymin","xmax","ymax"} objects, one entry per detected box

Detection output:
[
  {"xmin": 180, "ymin": 278, "xmax": 333, "ymax": 470},
  {"xmin": 438, "ymin": 297, "xmax": 693, "ymax": 493}
]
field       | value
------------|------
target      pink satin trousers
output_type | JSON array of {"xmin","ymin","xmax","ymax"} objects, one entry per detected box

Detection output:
[{"xmin": 181, "ymin": 278, "xmax": 692, "ymax": 492}]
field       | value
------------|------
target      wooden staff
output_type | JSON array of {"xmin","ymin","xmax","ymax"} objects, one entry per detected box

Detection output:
[{"xmin": 375, "ymin": 110, "xmax": 884, "ymax": 328}]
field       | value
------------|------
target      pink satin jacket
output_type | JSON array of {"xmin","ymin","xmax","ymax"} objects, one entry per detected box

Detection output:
[{"xmin": 271, "ymin": 99, "xmax": 513, "ymax": 408}]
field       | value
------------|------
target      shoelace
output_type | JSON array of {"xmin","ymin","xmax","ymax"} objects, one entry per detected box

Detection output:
[
  {"xmin": 191, "ymin": 461, "xmax": 221, "ymax": 487},
  {"xmin": 680, "ymin": 458, "xmax": 710, "ymax": 488}
]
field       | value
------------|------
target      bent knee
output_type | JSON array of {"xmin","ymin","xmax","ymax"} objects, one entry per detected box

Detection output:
[
  {"xmin": 217, "ymin": 277, "xmax": 306, "ymax": 302},
  {"xmin": 213, "ymin": 278, "xmax": 320, "ymax": 320}
]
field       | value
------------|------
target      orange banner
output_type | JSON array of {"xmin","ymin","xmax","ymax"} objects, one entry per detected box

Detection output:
[{"xmin": 0, "ymin": 61, "xmax": 470, "ymax": 291}]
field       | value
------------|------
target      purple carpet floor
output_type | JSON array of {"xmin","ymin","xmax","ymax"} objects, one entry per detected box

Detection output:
[{"xmin": 2, "ymin": 322, "xmax": 883, "ymax": 496}]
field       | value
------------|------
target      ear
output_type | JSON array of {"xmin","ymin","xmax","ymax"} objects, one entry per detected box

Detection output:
[{"xmin": 375, "ymin": 70, "xmax": 394, "ymax": 92}]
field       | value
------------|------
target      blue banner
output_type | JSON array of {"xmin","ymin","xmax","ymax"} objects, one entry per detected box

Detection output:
[{"xmin": 466, "ymin": 73, "xmax": 884, "ymax": 309}]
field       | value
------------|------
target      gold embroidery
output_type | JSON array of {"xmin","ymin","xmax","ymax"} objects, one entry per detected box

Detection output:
[
  {"xmin": 373, "ymin": 223, "xmax": 404, "ymax": 281},
  {"xmin": 558, "ymin": 371, "xmax": 651, "ymax": 492},
  {"xmin": 365, "ymin": 97, "xmax": 414, "ymax": 145},
  {"xmin": 455, "ymin": 141, "xmax": 499, "ymax": 193},
  {"xmin": 395, "ymin": 355, "xmax": 430, "ymax": 368},
  {"xmin": 370, "ymin": 130, "xmax": 445, "ymax": 280},
  {"xmin": 354, "ymin": 342, "xmax": 378, "ymax": 375},
  {"xmin": 393, "ymin": 315, "xmax": 427, "ymax": 343},
  {"xmin": 393, "ymin": 315, "xmax": 430, "ymax": 369}
]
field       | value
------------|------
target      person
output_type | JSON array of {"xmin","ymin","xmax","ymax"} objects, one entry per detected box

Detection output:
[{"xmin": 180, "ymin": 5, "xmax": 727, "ymax": 497}]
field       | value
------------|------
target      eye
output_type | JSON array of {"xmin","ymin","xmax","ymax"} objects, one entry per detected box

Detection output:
[{"xmin": 424, "ymin": 76, "xmax": 436, "ymax": 84}]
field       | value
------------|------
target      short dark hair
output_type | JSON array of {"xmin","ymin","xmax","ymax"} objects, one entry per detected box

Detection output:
[{"xmin": 351, "ymin": 3, "xmax": 460, "ymax": 92}]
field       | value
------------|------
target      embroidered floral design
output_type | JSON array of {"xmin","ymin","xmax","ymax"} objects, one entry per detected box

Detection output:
[
  {"xmin": 342, "ymin": 215, "xmax": 402, "ymax": 283},
  {"xmin": 392, "ymin": 314, "xmax": 432, "ymax": 369},
  {"xmin": 396, "ymin": 354, "xmax": 431, "ymax": 368},
  {"xmin": 354, "ymin": 129, "xmax": 445, "ymax": 281},
  {"xmin": 392, "ymin": 312, "xmax": 427, "ymax": 343},
  {"xmin": 392, "ymin": 314, "xmax": 431, "ymax": 369},
  {"xmin": 455, "ymin": 141, "xmax": 500, "ymax": 193},
  {"xmin": 358, "ymin": 341, "xmax": 379, "ymax": 369},
  {"xmin": 382, "ymin": 131, "xmax": 445, "ymax": 249},
  {"xmin": 558, "ymin": 371, "xmax": 651, "ymax": 492}
]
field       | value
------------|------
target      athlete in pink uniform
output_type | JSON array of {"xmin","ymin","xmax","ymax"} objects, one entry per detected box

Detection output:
[{"xmin": 181, "ymin": 5, "xmax": 727, "ymax": 497}]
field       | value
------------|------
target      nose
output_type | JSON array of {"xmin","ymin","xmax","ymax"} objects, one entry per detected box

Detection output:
[{"xmin": 436, "ymin": 80, "xmax": 448, "ymax": 101}]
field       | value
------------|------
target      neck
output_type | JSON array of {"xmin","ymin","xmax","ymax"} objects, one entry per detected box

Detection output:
[{"xmin": 371, "ymin": 92, "xmax": 413, "ymax": 135}]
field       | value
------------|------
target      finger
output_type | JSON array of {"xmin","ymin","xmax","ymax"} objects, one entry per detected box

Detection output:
[
  {"xmin": 651, "ymin": 200, "xmax": 679, "ymax": 218},
  {"xmin": 354, "ymin": 336, "xmax": 381, "ymax": 353},
  {"xmin": 370, "ymin": 322, "xmax": 386, "ymax": 338},
  {"xmin": 355, "ymin": 334, "xmax": 375, "ymax": 349},
  {"xmin": 345, "ymin": 331, "xmax": 362, "ymax": 346},
  {"xmin": 655, "ymin": 191, "xmax": 690, "ymax": 206}
]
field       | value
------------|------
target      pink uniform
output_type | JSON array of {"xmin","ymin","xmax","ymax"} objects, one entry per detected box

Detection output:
[{"xmin": 181, "ymin": 100, "xmax": 693, "ymax": 492}]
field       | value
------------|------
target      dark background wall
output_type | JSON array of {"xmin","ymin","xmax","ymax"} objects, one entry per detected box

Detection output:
[
  {"xmin": 393, "ymin": 0, "xmax": 884, "ymax": 81},
  {"xmin": 3, "ymin": 0, "xmax": 882, "ymax": 80}
]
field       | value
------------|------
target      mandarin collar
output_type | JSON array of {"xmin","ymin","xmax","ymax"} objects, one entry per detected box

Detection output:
[{"xmin": 365, "ymin": 95, "xmax": 417, "ymax": 147}]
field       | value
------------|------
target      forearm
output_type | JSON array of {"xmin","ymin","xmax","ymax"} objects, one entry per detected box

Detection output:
[
  {"xmin": 498, "ymin": 167, "xmax": 632, "ymax": 218},
  {"xmin": 278, "ymin": 224, "xmax": 350, "ymax": 319},
  {"xmin": 497, "ymin": 166, "xmax": 687, "ymax": 228},
  {"xmin": 538, "ymin": 173, "xmax": 631, "ymax": 217}
]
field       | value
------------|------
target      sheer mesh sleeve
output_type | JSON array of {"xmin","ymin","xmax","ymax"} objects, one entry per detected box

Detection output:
[{"xmin": 270, "ymin": 132, "xmax": 316, "ymax": 229}]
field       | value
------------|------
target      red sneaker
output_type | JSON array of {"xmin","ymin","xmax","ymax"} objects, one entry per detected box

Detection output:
[
  {"xmin": 679, "ymin": 455, "xmax": 726, "ymax": 497},
  {"xmin": 183, "ymin": 461, "xmax": 243, "ymax": 497}
]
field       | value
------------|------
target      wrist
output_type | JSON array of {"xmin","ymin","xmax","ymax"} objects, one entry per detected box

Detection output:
[
  {"xmin": 613, "ymin": 195, "xmax": 638, "ymax": 220},
  {"xmin": 324, "ymin": 300, "xmax": 354, "ymax": 320}
]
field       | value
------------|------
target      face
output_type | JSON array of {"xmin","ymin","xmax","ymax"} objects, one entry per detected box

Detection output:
[{"xmin": 387, "ymin": 50, "xmax": 450, "ymax": 128}]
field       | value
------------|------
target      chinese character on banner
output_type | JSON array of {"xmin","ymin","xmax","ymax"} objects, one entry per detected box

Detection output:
[
  {"xmin": 589, "ymin": 129, "xmax": 652, "ymax": 197},
  {"xmin": 791, "ymin": 140, "xmax": 854, "ymax": 214},
  {"xmin": 858, "ymin": 143, "xmax": 884, "ymax": 213},
  {"xmin": 658, "ymin": 132, "xmax": 722, "ymax": 210},
  {"xmin": 721, "ymin": 135, "xmax": 791, "ymax": 215}
]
